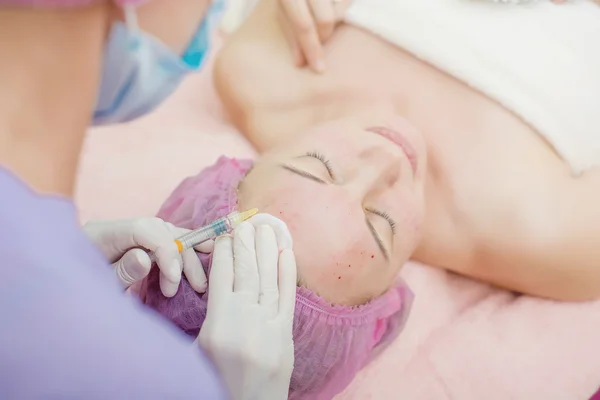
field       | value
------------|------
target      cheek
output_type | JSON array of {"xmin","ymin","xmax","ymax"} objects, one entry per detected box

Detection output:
[
  {"xmin": 241, "ymin": 179, "xmax": 386, "ymax": 303},
  {"xmin": 394, "ymin": 195, "xmax": 426, "ymax": 252},
  {"xmin": 266, "ymin": 203, "xmax": 371, "ymax": 282},
  {"xmin": 253, "ymin": 182, "xmax": 347, "ymax": 242},
  {"xmin": 294, "ymin": 231, "xmax": 385, "ymax": 304},
  {"xmin": 256, "ymin": 192, "xmax": 307, "ymax": 235}
]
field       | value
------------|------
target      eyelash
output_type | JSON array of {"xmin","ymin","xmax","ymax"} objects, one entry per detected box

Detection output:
[
  {"xmin": 366, "ymin": 207, "xmax": 397, "ymax": 234},
  {"xmin": 306, "ymin": 151, "xmax": 334, "ymax": 177},
  {"xmin": 302, "ymin": 152, "xmax": 396, "ymax": 235}
]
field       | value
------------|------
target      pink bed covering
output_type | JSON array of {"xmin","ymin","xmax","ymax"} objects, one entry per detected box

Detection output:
[{"xmin": 75, "ymin": 45, "xmax": 600, "ymax": 400}]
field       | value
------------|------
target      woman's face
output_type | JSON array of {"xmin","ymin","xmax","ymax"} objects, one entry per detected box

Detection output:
[{"xmin": 238, "ymin": 115, "xmax": 427, "ymax": 305}]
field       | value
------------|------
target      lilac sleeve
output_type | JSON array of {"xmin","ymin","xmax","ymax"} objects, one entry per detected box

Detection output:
[
  {"xmin": 0, "ymin": 218, "xmax": 227, "ymax": 398},
  {"xmin": 0, "ymin": 254, "xmax": 228, "ymax": 399},
  {"xmin": 0, "ymin": 169, "xmax": 227, "ymax": 399}
]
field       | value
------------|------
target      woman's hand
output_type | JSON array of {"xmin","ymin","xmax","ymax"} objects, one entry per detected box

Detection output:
[
  {"xmin": 278, "ymin": 0, "xmax": 352, "ymax": 73},
  {"xmin": 83, "ymin": 217, "xmax": 213, "ymax": 297},
  {"xmin": 198, "ymin": 220, "xmax": 297, "ymax": 400}
]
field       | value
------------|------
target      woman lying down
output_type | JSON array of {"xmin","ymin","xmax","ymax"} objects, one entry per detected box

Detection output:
[
  {"xmin": 141, "ymin": 115, "xmax": 419, "ymax": 399},
  {"xmin": 213, "ymin": 0, "xmax": 600, "ymax": 301},
  {"xmin": 141, "ymin": 1, "xmax": 600, "ymax": 398}
]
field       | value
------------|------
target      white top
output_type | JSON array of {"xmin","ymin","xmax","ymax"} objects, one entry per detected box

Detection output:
[
  {"xmin": 221, "ymin": 0, "xmax": 600, "ymax": 174},
  {"xmin": 345, "ymin": 0, "xmax": 600, "ymax": 174}
]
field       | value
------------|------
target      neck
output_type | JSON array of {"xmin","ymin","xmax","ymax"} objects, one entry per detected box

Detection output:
[{"xmin": 0, "ymin": 5, "xmax": 110, "ymax": 196}]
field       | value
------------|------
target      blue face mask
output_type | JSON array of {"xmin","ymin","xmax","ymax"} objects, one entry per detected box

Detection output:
[{"xmin": 93, "ymin": 1, "xmax": 223, "ymax": 125}]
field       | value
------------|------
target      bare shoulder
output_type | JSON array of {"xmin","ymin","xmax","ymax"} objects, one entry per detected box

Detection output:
[
  {"xmin": 214, "ymin": 0, "xmax": 321, "ymax": 149},
  {"xmin": 416, "ymin": 151, "xmax": 600, "ymax": 300}
]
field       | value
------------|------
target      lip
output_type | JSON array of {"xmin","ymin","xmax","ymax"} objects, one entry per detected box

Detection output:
[{"xmin": 365, "ymin": 126, "xmax": 419, "ymax": 175}]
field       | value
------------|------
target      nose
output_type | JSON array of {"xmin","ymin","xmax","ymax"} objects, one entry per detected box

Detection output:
[{"xmin": 345, "ymin": 147, "xmax": 402, "ymax": 200}]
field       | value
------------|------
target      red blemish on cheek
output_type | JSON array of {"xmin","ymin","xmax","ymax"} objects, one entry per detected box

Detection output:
[
  {"xmin": 348, "ymin": 264, "xmax": 351, "ymax": 268},
  {"xmin": 371, "ymin": 254, "xmax": 375, "ymax": 259},
  {"xmin": 338, "ymin": 276, "xmax": 341, "ymax": 280}
]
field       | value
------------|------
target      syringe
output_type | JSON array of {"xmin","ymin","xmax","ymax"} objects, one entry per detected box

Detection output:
[{"xmin": 149, "ymin": 208, "xmax": 258, "ymax": 262}]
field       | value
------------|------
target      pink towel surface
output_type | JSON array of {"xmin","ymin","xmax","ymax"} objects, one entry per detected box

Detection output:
[
  {"xmin": 75, "ymin": 41, "xmax": 600, "ymax": 400},
  {"xmin": 338, "ymin": 262, "xmax": 600, "ymax": 400}
]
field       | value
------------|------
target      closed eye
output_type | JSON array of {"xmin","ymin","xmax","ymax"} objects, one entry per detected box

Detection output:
[
  {"xmin": 280, "ymin": 165, "xmax": 326, "ymax": 184},
  {"xmin": 365, "ymin": 207, "xmax": 396, "ymax": 261},
  {"xmin": 366, "ymin": 218, "xmax": 389, "ymax": 261},
  {"xmin": 303, "ymin": 152, "xmax": 335, "ymax": 180},
  {"xmin": 279, "ymin": 151, "xmax": 336, "ymax": 184},
  {"xmin": 366, "ymin": 207, "xmax": 397, "ymax": 235}
]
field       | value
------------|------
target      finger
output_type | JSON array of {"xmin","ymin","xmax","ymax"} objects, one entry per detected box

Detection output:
[
  {"xmin": 182, "ymin": 248, "xmax": 208, "ymax": 293},
  {"xmin": 113, "ymin": 248, "xmax": 152, "ymax": 288},
  {"xmin": 308, "ymin": 0, "xmax": 336, "ymax": 43},
  {"xmin": 159, "ymin": 259, "xmax": 182, "ymax": 298},
  {"xmin": 232, "ymin": 222, "xmax": 260, "ymax": 300},
  {"xmin": 246, "ymin": 214, "xmax": 294, "ymax": 251},
  {"xmin": 256, "ymin": 225, "xmax": 280, "ymax": 318},
  {"xmin": 278, "ymin": 6, "xmax": 306, "ymax": 67},
  {"xmin": 277, "ymin": 249, "xmax": 298, "ymax": 319},
  {"xmin": 281, "ymin": 0, "xmax": 325, "ymax": 72},
  {"xmin": 292, "ymin": 37, "xmax": 306, "ymax": 67},
  {"xmin": 125, "ymin": 219, "xmax": 183, "ymax": 293},
  {"xmin": 207, "ymin": 235, "xmax": 235, "ymax": 304},
  {"xmin": 194, "ymin": 239, "xmax": 214, "ymax": 253},
  {"xmin": 131, "ymin": 219, "xmax": 180, "ymax": 256},
  {"xmin": 152, "ymin": 238, "xmax": 183, "ymax": 298},
  {"xmin": 168, "ymin": 225, "xmax": 214, "ymax": 253}
]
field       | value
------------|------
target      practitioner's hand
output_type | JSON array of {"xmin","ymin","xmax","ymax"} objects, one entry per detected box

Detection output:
[
  {"xmin": 278, "ymin": 0, "xmax": 352, "ymax": 73},
  {"xmin": 83, "ymin": 217, "xmax": 213, "ymax": 297},
  {"xmin": 198, "ymin": 218, "xmax": 296, "ymax": 400}
]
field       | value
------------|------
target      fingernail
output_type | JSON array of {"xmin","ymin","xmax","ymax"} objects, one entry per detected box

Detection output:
[
  {"xmin": 161, "ymin": 280, "xmax": 178, "ymax": 298},
  {"xmin": 215, "ymin": 234, "xmax": 233, "ymax": 243},
  {"xmin": 314, "ymin": 60, "xmax": 326, "ymax": 73}
]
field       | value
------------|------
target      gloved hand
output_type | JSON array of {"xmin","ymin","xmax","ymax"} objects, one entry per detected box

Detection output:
[
  {"xmin": 83, "ymin": 217, "xmax": 213, "ymax": 297},
  {"xmin": 278, "ymin": 0, "xmax": 352, "ymax": 73},
  {"xmin": 198, "ymin": 217, "xmax": 297, "ymax": 400}
]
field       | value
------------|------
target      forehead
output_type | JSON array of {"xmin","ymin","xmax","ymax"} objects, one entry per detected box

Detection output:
[
  {"xmin": 259, "ymin": 174, "xmax": 361, "ymax": 235},
  {"xmin": 252, "ymin": 170, "xmax": 379, "ymax": 252}
]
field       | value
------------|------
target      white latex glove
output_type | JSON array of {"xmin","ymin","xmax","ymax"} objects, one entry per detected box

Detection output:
[
  {"xmin": 83, "ymin": 218, "xmax": 213, "ymax": 297},
  {"xmin": 198, "ymin": 215, "xmax": 296, "ymax": 400}
]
